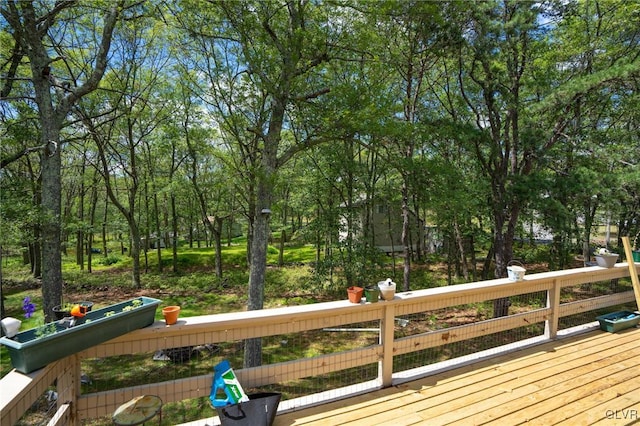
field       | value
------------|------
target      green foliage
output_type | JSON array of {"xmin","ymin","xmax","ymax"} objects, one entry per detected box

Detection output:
[
  {"xmin": 264, "ymin": 266, "xmax": 317, "ymax": 299},
  {"xmin": 513, "ymin": 244, "xmax": 553, "ymax": 264},
  {"xmin": 34, "ymin": 322, "xmax": 57, "ymax": 339},
  {"xmin": 96, "ymin": 254, "xmax": 121, "ymax": 266}
]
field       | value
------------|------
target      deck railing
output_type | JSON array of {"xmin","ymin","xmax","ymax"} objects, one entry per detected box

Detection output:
[{"xmin": 1, "ymin": 263, "xmax": 637, "ymax": 425}]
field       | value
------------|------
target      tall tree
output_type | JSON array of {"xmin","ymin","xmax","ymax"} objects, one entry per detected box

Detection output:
[
  {"xmin": 171, "ymin": 0, "xmax": 342, "ymax": 367},
  {"xmin": 79, "ymin": 8, "xmax": 171, "ymax": 288},
  {"xmin": 543, "ymin": 0, "xmax": 640, "ymax": 261},
  {"xmin": 456, "ymin": 2, "xmax": 544, "ymax": 300},
  {"xmin": 224, "ymin": 0, "xmax": 332, "ymax": 368},
  {"xmin": 370, "ymin": 1, "xmax": 459, "ymax": 290},
  {"xmin": 448, "ymin": 0, "xmax": 640, "ymax": 315},
  {"xmin": 169, "ymin": 67, "xmax": 230, "ymax": 278},
  {"xmin": 1, "ymin": 1, "xmax": 123, "ymax": 319}
]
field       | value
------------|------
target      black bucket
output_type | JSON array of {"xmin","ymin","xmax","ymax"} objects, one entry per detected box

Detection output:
[{"xmin": 215, "ymin": 392, "xmax": 281, "ymax": 426}]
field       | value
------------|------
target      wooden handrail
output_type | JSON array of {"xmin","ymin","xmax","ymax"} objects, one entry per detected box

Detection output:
[{"xmin": 1, "ymin": 263, "xmax": 636, "ymax": 425}]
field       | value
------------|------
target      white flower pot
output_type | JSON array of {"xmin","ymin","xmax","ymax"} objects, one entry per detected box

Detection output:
[
  {"xmin": 595, "ymin": 254, "xmax": 618, "ymax": 268},
  {"xmin": 1, "ymin": 317, "xmax": 22, "ymax": 338},
  {"xmin": 378, "ymin": 280, "xmax": 396, "ymax": 301}
]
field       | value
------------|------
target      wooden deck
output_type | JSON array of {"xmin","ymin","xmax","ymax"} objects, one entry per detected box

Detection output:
[{"xmin": 274, "ymin": 326, "xmax": 640, "ymax": 426}]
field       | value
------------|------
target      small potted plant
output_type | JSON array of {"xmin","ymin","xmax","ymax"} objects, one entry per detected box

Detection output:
[
  {"xmin": 377, "ymin": 278, "xmax": 396, "ymax": 301},
  {"xmin": 162, "ymin": 305, "xmax": 181, "ymax": 325},
  {"xmin": 593, "ymin": 247, "xmax": 619, "ymax": 268},
  {"xmin": 52, "ymin": 302, "xmax": 75, "ymax": 320},
  {"xmin": 347, "ymin": 286, "xmax": 363, "ymax": 303},
  {"xmin": 79, "ymin": 301, "xmax": 94, "ymax": 312},
  {"xmin": 364, "ymin": 285, "xmax": 380, "ymax": 303},
  {"xmin": 53, "ymin": 299, "xmax": 94, "ymax": 320}
]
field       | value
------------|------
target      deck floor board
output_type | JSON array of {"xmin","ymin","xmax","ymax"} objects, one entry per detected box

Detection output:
[{"xmin": 274, "ymin": 327, "xmax": 640, "ymax": 426}]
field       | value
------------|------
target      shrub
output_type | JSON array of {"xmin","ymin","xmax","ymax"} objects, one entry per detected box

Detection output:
[{"xmin": 97, "ymin": 254, "xmax": 120, "ymax": 266}]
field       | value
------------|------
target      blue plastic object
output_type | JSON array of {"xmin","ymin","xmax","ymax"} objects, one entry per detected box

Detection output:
[{"xmin": 210, "ymin": 360, "xmax": 248, "ymax": 408}]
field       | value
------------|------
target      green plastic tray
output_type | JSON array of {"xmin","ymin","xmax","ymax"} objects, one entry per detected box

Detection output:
[
  {"xmin": 596, "ymin": 311, "xmax": 640, "ymax": 333},
  {"xmin": 0, "ymin": 297, "xmax": 160, "ymax": 373}
]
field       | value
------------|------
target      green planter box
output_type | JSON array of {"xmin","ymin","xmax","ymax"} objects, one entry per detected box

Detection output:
[
  {"xmin": 596, "ymin": 311, "xmax": 640, "ymax": 333},
  {"xmin": 0, "ymin": 297, "xmax": 161, "ymax": 373}
]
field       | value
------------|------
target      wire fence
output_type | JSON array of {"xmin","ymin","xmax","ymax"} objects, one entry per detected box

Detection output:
[
  {"xmin": 11, "ymin": 274, "xmax": 637, "ymax": 425},
  {"xmin": 559, "ymin": 277, "xmax": 636, "ymax": 330}
]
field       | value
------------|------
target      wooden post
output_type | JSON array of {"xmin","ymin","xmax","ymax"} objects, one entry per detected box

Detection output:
[
  {"xmin": 380, "ymin": 304, "xmax": 395, "ymax": 388},
  {"xmin": 56, "ymin": 354, "xmax": 80, "ymax": 425},
  {"xmin": 621, "ymin": 236, "xmax": 640, "ymax": 311},
  {"xmin": 546, "ymin": 279, "xmax": 561, "ymax": 339}
]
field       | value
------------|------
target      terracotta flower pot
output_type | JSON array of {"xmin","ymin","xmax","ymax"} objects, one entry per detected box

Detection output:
[
  {"xmin": 162, "ymin": 306, "xmax": 181, "ymax": 325},
  {"xmin": 347, "ymin": 286, "xmax": 363, "ymax": 303}
]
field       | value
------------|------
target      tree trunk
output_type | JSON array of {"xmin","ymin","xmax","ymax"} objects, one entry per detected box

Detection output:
[
  {"xmin": 401, "ymin": 172, "xmax": 411, "ymax": 292},
  {"xmin": 244, "ymin": 197, "xmax": 270, "ymax": 368},
  {"xmin": 32, "ymin": 222, "xmax": 42, "ymax": 279},
  {"xmin": 129, "ymin": 218, "xmax": 142, "ymax": 288},
  {"xmin": 491, "ymin": 201, "xmax": 520, "ymax": 317},
  {"xmin": 153, "ymin": 192, "xmax": 162, "ymax": 273},
  {"xmin": 454, "ymin": 219, "xmax": 469, "ymax": 280},
  {"xmin": 214, "ymin": 216, "xmax": 224, "ymax": 278},
  {"xmin": 40, "ymin": 129, "xmax": 63, "ymax": 322},
  {"xmin": 171, "ymin": 193, "xmax": 179, "ymax": 273},
  {"xmin": 76, "ymin": 156, "xmax": 86, "ymax": 270},
  {"xmin": 244, "ymin": 97, "xmax": 281, "ymax": 368},
  {"xmin": 278, "ymin": 229, "xmax": 286, "ymax": 267},
  {"xmin": 28, "ymin": 33, "xmax": 64, "ymax": 320},
  {"xmin": 102, "ymin": 199, "xmax": 108, "ymax": 257},
  {"xmin": 143, "ymin": 179, "xmax": 151, "ymax": 273},
  {"xmin": 87, "ymin": 171, "xmax": 99, "ymax": 273}
]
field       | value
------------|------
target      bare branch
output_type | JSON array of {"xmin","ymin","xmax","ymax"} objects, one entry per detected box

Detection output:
[
  {"xmin": 0, "ymin": 142, "xmax": 50, "ymax": 169},
  {"xmin": 35, "ymin": 0, "xmax": 76, "ymax": 37},
  {"xmin": 294, "ymin": 87, "xmax": 330, "ymax": 101},
  {"xmin": 0, "ymin": 43, "xmax": 24, "ymax": 99},
  {"xmin": 59, "ymin": 1, "xmax": 124, "ymax": 114}
]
